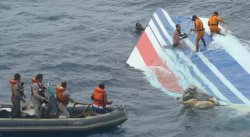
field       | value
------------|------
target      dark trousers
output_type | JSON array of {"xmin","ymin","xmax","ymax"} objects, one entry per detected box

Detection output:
[{"xmin": 11, "ymin": 98, "xmax": 21, "ymax": 118}]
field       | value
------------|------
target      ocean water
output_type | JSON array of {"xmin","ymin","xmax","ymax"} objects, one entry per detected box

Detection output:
[{"xmin": 0, "ymin": 0, "xmax": 250, "ymax": 137}]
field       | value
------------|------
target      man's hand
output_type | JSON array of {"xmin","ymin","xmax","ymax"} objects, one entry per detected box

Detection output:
[
  {"xmin": 107, "ymin": 100, "xmax": 113, "ymax": 105},
  {"xmin": 43, "ymin": 95, "xmax": 49, "ymax": 103},
  {"xmin": 22, "ymin": 99, "xmax": 26, "ymax": 103},
  {"xmin": 43, "ymin": 97, "xmax": 49, "ymax": 104},
  {"xmin": 181, "ymin": 33, "xmax": 188, "ymax": 38}
]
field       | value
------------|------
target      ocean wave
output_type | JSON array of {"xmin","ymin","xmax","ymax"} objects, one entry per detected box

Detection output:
[
  {"xmin": 40, "ymin": 62, "xmax": 85, "ymax": 72},
  {"xmin": 36, "ymin": 14, "xmax": 74, "ymax": 21},
  {"xmin": 0, "ymin": 65, "xmax": 11, "ymax": 71},
  {"xmin": 17, "ymin": 33, "xmax": 53, "ymax": 39},
  {"xmin": 0, "ymin": 3, "xmax": 11, "ymax": 10}
]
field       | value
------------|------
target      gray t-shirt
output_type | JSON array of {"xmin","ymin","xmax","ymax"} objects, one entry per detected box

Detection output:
[
  {"xmin": 63, "ymin": 90, "xmax": 76, "ymax": 103},
  {"xmin": 32, "ymin": 83, "xmax": 46, "ymax": 101},
  {"xmin": 13, "ymin": 84, "xmax": 25, "ymax": 102}
]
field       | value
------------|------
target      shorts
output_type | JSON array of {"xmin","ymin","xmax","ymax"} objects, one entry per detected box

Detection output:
[
  {"xmin": 209, "ymin": 26, "xmax": 220, "ymax": 33},
  {"xmin": 92, "ymin": 104, "xmax": 106, "ymax": 114},
  {"xmin": 196, "ymin": 31, "xmax": 205, "ymax": 40}
]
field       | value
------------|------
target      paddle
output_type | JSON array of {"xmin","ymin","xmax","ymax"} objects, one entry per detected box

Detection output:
[
  {"xmin": 184, "ymin": 17, "xmax": 193, "ymax": 37},
  {"xmin": 184, "ymin": 17, "xmax": 192, "ymax": 33}
]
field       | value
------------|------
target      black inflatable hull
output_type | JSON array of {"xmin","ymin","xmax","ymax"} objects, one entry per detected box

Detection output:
[{"xmin": 0, "ymin": 104, "xmax": 127, "ymax": 133}]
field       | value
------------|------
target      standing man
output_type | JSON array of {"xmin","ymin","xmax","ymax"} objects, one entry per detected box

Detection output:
[
  {"xmin": 208, "ymin": 11, "xmax": 227, "ymax": 35},
  {"xmin": 31, "ymin": 74, "xmax": 48, "ymax": 118},
  {"xmin": 56, "ymin": 81, "xmax": 77, "ymax": 118},
  {"xmin": 191, "ymin": 15, "xmax": 206, "ymax": 52},
  {"xmin": 9, "ymin": 73, "xmax": 26, "ymax": 118},
  {"xmin": 91, "ymin": 83, "xmax": 112, "ymax": 114},
  {"xmin": 172, "ymin": 24, "xmax": 188, "ymax": 48}
]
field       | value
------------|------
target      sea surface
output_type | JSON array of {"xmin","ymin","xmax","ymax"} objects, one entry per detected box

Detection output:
[{"xmin": 1, "ymin": 0, "xmax": 250, "ymax": 137}]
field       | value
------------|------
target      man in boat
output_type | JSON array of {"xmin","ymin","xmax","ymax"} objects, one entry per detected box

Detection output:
[
  {"xmin": 180, "ymin": 85, "xmax": 218, "ymax": 109},
  {"xmin": 208, "ymin": 11, "xmax": 227, "ymax": 35},
  {"xmin": 135, "ymin": 22, "xmax": 145, "ymax": 34},
  {"xmin": 9, "ymin": 73, "xmax": 26, "ymax": 118},
  {"xmin": 191, "ymin": 15, "xmax": 206, "ymax": 52},
  {"xmin": 172, "ymin": 24, "xmax": 188, "ymax": 48},
  {"xmin": 31, "ymin": 74, "xmax": 48, "ymax": 118},
  {"xmin": 56, "ymin": 81, "xmax": 78, "ymax": 118},
  {"xmin": 91, "ymin": 83, "xmax": 112, "ymax": 114}
]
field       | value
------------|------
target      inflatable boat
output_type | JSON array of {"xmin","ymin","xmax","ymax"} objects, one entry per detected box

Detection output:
[
  {"xmin": 0, "ymin": 103, "xmax": 127, "ymax": 133},
  {"xmin": 127, "ymin": 8, "xmax": 250, "ymax": 107}
]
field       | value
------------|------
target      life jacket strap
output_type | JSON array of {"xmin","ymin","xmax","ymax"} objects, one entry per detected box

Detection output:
[{"xmin": 197, "ymin": 28, "xmax": 205, "ymax": 31}]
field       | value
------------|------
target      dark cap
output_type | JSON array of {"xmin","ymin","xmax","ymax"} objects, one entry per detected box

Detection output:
[
  {"xmin": 213, "ymin": 11, "xmax": 219, "ymax": 15},
  {"xmin": 61, "ymin": 80, "xmax": 67, "ymax": 88},
  {"xmin": 36, "ymin": 74, "xmax": 43, "ymax": 80},
  {"xmin": 98, "ymin": 83, "xmax": 105, "ymax": 89},
  {"xmin": 191, "ymin": 15, "xmax": 197, "ymax": 21},
  {"xmin": 14, "ymin": 73, "xmax": 21, "ymax": 80}
]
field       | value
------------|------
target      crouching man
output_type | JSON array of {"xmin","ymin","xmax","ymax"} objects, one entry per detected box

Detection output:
[{"xmin": 91, "ymin": 83, "xmax": 112, "ymax": 114}]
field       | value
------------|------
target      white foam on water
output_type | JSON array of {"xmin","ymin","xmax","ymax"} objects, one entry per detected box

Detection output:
[
  {"xmin": 212, "ymin": 33, "xmax": 250, "ymax": 75},
  {"xmin": 200, "ymin": 17, "xmax": 250, "ymax": 74},
  {"xmin": 240, "ymin": 39, "xmax": 250, "ymax": 52}
]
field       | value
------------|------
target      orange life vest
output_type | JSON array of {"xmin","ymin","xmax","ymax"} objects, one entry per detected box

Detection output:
[
  {"xmin": 91, "ymin": 87, "xmax": 106, "ymax": 107},
  {"xmin": 31, "ymin": 77, "xmax": 36, "ymax": 95},
  {"xmin": 31, "ymin": 77, "xmax": 45, "ymax": 97},
  {"xmin": 208, "ymin": 15, "xmax": 219, "ymax": 26},
  {"xmin": 9, "ymin": 79, "xmax": 17, "ymax": 97},
  {"xmin": 9, "ymin": 79, "xmax": 24, "ymax": 97},
  {"xmin": 194, "ymin": 18, "xmax": 205, "ymax": 32},
  {"xmin": 208, "ymin": 15, "xmax": 224, "ymax": 32},
  {"xmin": 56, "ymin": 85, "xmax": 68, "ymax": 106}
]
